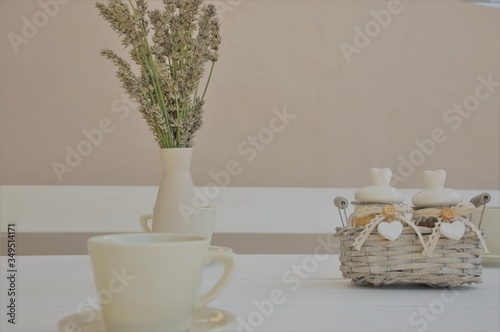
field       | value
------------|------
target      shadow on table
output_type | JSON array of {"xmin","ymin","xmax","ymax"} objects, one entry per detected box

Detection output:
[{"xmin": 0, "ymin": 232, "xmax": 341, "ymax": 255}]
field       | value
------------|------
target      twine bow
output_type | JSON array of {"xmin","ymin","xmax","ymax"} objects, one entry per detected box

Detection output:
[
  {"xmin": 352, "ymin": 204, "xmax": 428, "ymax": 254},
  {"xmin": 414, "ymin": 203, "xmax": 489, "ymax": 256}
]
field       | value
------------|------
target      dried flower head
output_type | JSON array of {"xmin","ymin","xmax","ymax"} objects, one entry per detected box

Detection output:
[{"xmin": 96, "ymin": 0, "xmax": 221, "ymax": 148}]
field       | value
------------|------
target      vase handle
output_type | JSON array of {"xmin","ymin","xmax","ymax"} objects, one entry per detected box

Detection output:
[{"xmin": 139, "ymin": 214, "xmax": 153, "ymax": 233}]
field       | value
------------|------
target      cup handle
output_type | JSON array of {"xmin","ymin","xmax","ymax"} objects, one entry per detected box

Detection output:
[
  {"xmin": 139, "ymin": 214, "xmax": 153, "ymax": 233},
  {"xmin": 195, "ymin": 252, "xmax": 236, "ymax": 310}
]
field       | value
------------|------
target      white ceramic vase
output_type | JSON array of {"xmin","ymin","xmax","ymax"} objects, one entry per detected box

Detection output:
[{"xmin": 152, "ymin": 148, "xmax": 196, "ymax": 232}]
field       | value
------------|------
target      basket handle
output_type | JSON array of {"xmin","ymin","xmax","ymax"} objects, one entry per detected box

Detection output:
[
  {"xmin": 470, "ymin": 192, "xmax": 491, "ymax": 208},
  {"xmin": 470, "ymin": 192, "xmax": 491, "ymax": 229},
  {"xmin": 334, "ymin": 196, "xmax": 349, "ymax": 227}
]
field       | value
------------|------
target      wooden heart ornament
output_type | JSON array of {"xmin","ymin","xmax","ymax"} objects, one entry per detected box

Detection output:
[
  {"xmin": 377, "ymin": 221, "xmax": 403, "ymax": 241},
  {"xmin": 440, "ymin": 221, "xmax": 465, "ymax": 241}
]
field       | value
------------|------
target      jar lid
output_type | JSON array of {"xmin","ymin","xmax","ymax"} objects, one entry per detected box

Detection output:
[
  {"xmin": 412, "ymin": 170, "xmax": 462, "ymax": 207},
  {"xmin": 354, "ymin": 168, "xmax": 404, "ymax": 203}
]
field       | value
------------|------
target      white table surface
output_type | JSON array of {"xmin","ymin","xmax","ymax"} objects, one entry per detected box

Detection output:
[
  {"xmin": 0, "ymin": 255, "xmax": 499, "ymax": 332},
  {"xmin": 1, "ymin": 186, "xmax": 499, "ymax": 233}
]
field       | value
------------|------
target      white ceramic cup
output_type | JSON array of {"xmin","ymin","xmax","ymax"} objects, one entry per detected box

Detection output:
[
  {"xmin": 140, "ymin": 206, "xmax": 216, "ymax": 243},
  {"xmin": 87, "ymin": 233, "xmax": 236, "ymax": 332},
  {"xmin": 471, "ymin": 206, "xmax": 500, "ymax": 266}
]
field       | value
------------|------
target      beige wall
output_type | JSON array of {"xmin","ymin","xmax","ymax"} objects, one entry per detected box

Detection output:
[{"xmin": 0, "ymin": 0, "xmax": 498, "ymax": 189}]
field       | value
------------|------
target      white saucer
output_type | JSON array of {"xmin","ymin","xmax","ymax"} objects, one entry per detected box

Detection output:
[
  {"xmin": 483, "ymin": 255, "xmax": 500, "ymax": 267},
  {"xmin": 58, "ymin": 306, "xmax": 236, "ymax": 332}
]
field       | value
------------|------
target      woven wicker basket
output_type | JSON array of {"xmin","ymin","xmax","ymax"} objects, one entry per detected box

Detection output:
[{"xmin": 335, "ymin": 224, "xmax": 484, "ymax": 287}]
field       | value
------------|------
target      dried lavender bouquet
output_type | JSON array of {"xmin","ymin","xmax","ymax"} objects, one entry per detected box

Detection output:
[{"xmin": 96, "ymin": 0, "xmax": 220, "ymax": 148}]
